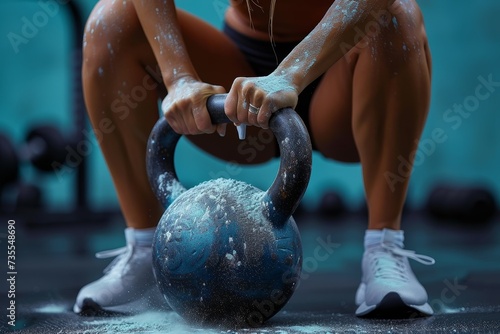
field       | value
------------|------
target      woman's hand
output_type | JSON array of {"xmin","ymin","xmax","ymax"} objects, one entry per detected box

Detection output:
[
  {"xmin": 161, "ymin": 76, "xmax": 226, "ymax": 135},
  {"xmin": 225, "ymin": 73, "xmax": 299, "ymax": 129}
]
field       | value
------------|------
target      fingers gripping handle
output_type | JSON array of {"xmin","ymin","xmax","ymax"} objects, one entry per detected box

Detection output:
[
  {"xmin": 146, "ymin": 94, "xmax": 312, "ymax": 226},
  {"xmin": 205, "ymin": 93, "xmax": 230, "ymax": 124},
  {"xmin": 206, "ymin": 93, "xmax": 246, "ymax": 139}
]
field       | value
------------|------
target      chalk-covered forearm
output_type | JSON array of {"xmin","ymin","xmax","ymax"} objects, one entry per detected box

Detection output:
[
  {"xmin": 131, "ymin": 0, "xmax": 199, "ymax": 89},
  {"xmin": 275, "ymin": 0, "xmax": 396, "ymax": 93}
]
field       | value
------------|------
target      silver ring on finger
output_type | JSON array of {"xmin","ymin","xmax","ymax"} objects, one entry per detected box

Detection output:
[{"xmin": 248, "ymin": 103, "xmax": 260, "ymax": 115}]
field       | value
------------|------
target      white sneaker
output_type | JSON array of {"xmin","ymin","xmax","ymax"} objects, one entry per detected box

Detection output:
[
  {"xmin": 355, "ymin": 236, "xmax": 435, "ymax": 317},
  {"xmin": 73, "ymin": 229, "xmax": 159, "ymax": 314}
]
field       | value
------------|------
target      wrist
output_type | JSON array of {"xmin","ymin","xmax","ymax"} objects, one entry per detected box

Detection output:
[
  {"xmin": 271, "ymin": 66, "xmax": 303, "ymax": 95},
  {"xmin": 165, "ymin": 73, "xmax": 200, "ymax": 92}
]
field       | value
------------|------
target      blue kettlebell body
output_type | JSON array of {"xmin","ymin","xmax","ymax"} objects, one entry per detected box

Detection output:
[
  {"xmin": 147, "ymin": 94, "xmax": 312, "ymax": 327},
  {"xmin": 152, "ymin": 178, "xmax": 302, "ymax": 326}
]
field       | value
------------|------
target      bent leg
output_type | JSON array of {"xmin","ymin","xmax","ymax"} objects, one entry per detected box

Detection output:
[
  {"xmin": 309, "ymin": 0, "xmax": 432, "ymax": 229},
  {"xmin": 309, "ymin": 1, "xmax": 434, "ymax": 317},
  {"xmin": 83, "ymin": 0, "xmax": 163, "ymax": 229}
]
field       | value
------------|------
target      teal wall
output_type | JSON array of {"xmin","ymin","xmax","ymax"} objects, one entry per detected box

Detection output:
[{"xmin": 0, "ymin": 0, "xmax": 499, "ymax": 213}]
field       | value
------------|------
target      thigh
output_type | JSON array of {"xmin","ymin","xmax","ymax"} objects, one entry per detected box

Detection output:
[
  {"xmin": 309, "ymin": 50, "xmax": 360, "ymax": 162},
  {"xmin": 175, "ymin": 11, "xmax": 278, "ymax": 164},
  {"xmin": 308, "ymin": 0, "xmax": 432, "ymax": 164}
]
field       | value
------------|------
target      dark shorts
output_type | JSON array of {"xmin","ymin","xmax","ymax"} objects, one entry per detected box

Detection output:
[{"xmin": 222, "ymin": 23, "xmax": 322, "ymax": 147}]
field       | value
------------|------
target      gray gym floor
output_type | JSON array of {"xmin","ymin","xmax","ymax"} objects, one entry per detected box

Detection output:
[{"xmin": 1, "ymin": 211, "xmax": 499, "ymax": 333}]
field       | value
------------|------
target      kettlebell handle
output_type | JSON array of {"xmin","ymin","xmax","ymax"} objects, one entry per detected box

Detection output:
[{"xmin": 146, "ymin": 94, "xmax": 312, "ymax": 226}]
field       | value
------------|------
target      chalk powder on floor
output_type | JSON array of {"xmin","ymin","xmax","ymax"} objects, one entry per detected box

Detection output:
[{"xmin": 80, "ymin": 310, "xmax": 336, "ymax": 334}]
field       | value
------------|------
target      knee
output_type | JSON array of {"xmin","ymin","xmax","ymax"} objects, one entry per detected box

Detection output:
[
  {"xmin": 379, "ymin": 4, "xmax": 428, "ymax": 68},
  {"xmin": 82, "ymin": 0, "xmax": 138, "ymax": 75}
]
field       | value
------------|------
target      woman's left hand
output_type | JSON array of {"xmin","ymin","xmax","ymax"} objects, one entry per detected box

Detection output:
[{"xmin": 224, "ymin": 73, "xmax": 299, "ymax": 129}]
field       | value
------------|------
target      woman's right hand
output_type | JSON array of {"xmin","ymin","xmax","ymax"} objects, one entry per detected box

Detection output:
[{"xmin": 161, "ymin": 76, "xmax": 226, "ymax": 136}]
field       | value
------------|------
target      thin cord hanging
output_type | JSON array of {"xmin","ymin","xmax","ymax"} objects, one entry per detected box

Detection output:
[
  {"xmin": 268, "ymin": 0, "xmax": 278, "ymax": 65},
  {"xmin": 245, "ymin": 0, "xmax": 278, "ymax": 65}
]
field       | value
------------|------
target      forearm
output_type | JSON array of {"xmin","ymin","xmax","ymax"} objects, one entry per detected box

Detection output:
[
  {"xmin": 276, "ymin": 0, "xmax": 396, "ymax": 93},
  {"xmin": 131, "ymin": 0, "xmax": 198, "ymax": 89}
]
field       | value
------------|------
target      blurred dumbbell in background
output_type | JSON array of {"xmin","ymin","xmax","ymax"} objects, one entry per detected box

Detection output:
[
  {"xmin": 0, "ymin": 125, "xmax": 71, "ymax": 213},
  {"xmin": 425, "ymin": 183, "xmax": 497, "ymax": 224}
]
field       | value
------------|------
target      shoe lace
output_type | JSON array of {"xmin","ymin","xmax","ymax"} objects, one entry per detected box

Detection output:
[
  {"xmin": 371, "ymin": 243, "xmax": 435, "ymax": 282},
  {"xmin": 95, "ymin": 246, "xmax": 131, "ymax": 275}
]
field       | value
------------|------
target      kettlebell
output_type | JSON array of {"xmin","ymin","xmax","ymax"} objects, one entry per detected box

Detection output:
[{"xmin": 146, "ymin": 94, "xmax": 312, "ymax": 327}]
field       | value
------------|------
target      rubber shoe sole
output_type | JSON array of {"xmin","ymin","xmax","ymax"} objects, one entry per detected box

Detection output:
[
  {"xmin": 74, "ymin": 287, "xmax": 169, "ymax": 316},
  {"xmin": 356, "ymin": 292, "xmax": 433, "ymax": 318}
]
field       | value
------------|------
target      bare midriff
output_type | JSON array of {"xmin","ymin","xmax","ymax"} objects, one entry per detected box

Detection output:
[{"xmin": 225, "ymin": 0, "xmax": 335, "ymax": 42}]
